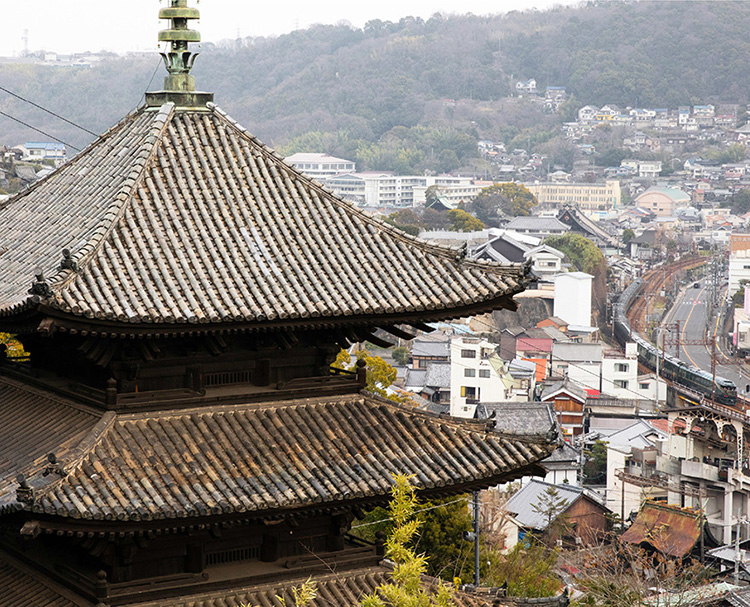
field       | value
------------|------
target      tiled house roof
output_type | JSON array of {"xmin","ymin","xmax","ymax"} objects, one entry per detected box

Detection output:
[
  {"xmin": 0, "ymin": 379, "xmax": 555, "ymax": 523},
  {"xmin": 0, "ymin": 103, "xmax": 526, "ymax": 334}
]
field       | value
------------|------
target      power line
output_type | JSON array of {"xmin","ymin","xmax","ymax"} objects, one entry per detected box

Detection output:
[
  {"xmin": 0, "ymin": 111, "xmax": 81, "ymax": 152},
  {"xmin": 0, "ymin": 85, "xmax": 98, "ymax": 136}
]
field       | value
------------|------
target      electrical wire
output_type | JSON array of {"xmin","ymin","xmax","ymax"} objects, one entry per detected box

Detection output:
[
  {"xmin": 0, "ymin": 111, "xmax": 80, "ymax": 151},
  {"xmin": 0, "ymin": 85, "xmax": 98, "ymax": 136},
  {"xmin": 350, "ymin": 496, "xmax": 470, "ymax": 529}
]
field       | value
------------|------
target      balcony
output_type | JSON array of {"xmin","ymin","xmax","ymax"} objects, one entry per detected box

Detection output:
[{"xmin": 681, "ymin": 459, "xmax": 719, "ymax": 482}]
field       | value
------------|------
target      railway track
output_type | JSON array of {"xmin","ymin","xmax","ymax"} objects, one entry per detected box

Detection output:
[{"xmin": 626, "ymin": 255, "xmax": 705, "ymax": 334}]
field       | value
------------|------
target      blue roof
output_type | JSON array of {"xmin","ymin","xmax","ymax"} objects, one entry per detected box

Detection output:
[{"xmin": 25, "ymin": 142, "xmax": 65, "ymax": 150}]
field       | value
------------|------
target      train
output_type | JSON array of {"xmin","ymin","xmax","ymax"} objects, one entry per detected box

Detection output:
[{"xmin": 613, "ymin": 278, "xmax": 738, "ymax": 407}]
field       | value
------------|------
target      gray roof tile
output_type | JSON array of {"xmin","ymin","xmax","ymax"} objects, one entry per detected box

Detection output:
[{"xmin": 0, "ymin": 104, "xmax": 527, "ymax": 332}]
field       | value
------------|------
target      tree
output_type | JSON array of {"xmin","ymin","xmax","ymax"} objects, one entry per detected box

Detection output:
[
  {"xmin": 575, "ymin": 540, "xmax": 714, "ymax": 607},
  {"xmin": 392, "ymin": 347, "xmax": 410, "ymax": 366},
  {"xmin": 0, "ymin": 333, "xmax": 27, "ymax": 358},
  {"xmin": 583, "ymin": 440, "xmax": 608, "ymax": 484},
  {"xmin": 333, "ymin": 349, "xmax": 399, "ymax": 400},
  {"xmin": 447, "ymin": 209, "xmax": 484, "ymax": 232},
  {"xmin": 468, "ymin": 184, "xmax": 537, "ymax": 225},
  {"xmin": 361, "ymin": 474, "xmax": 456, "ymax": 607},
  {"xmin": 530, "ymin": 485, "xmax": 569, "ymax": 536},
  {"xmin": 485, "ymin": 541, "xmax": 560, "ymax": 598},
  {"xmin": 732, "ymin": 188, "xmax": 750, "ymax": 215},
  {"xmin": 621, "ymin": 228, "xmax": 635, "ymax": 244}
]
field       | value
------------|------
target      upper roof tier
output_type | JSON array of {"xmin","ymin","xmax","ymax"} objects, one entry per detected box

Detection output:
[{"xmin": 0, "ymin": 103, "xmax": 526, "ymax": 334}]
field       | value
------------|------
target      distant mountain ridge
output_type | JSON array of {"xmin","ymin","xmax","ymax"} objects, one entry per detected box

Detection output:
[{"xmin": 1, "ymin": 1, "xmax": 749, "ymax": 162}]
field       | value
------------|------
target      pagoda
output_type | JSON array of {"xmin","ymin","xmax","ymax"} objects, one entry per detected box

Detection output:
[{"xmin": 0, "ymin": 3, "xmax": 558, "ymax": 605}]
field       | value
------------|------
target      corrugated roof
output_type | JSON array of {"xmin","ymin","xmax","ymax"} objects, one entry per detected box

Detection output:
[
  {"xmin": 621, "ymin": 502, "xmax": 702, "ymax": 558},
  {"xmin": 1, "ymin": 392, "xmax": 555, "ymax": 522},
  {"xmin": 503, "ymin": 479, "xmax": 584, "ymax": 530},
  {"xmin": 504, "ymin": 217, "xmax": 570, "ymax": 233},
  {"xmin": 0, "ymin": 104, "xmax": 526, "ymax": 333}
]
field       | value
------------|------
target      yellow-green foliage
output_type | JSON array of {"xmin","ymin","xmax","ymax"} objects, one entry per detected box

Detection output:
[
  {"xmin": 334, "ymin": 348, "xmax": 400, "ymax": 401},
  {"xmin": 0, "ymin": 333, "xmax": 28, "ymax": 358},
  {"xmin": 361, "ymin": 474, "xmax": 456, "ymax": 607}
]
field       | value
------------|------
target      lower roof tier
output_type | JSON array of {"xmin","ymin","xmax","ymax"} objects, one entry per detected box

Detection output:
[{"xmin": 0, "ymin": 376, "xmax": 557, "ymax": 525}]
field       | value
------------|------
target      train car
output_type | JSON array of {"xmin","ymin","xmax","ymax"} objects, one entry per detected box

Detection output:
[{"xmin": 613, "ymin": 279, "xmax": 737, "ymax": 407}]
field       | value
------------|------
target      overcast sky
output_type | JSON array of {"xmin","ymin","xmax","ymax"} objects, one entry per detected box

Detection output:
[{"xmin": 1, "ymin": 0, "xmax": 580, "ymax": 57}]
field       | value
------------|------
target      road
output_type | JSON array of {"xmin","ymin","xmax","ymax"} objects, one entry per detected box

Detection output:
[{"xmin": 665, "ymin": 281, "xmax": 750, "ymax": 393}]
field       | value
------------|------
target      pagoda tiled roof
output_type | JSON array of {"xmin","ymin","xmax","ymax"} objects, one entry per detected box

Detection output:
[
  {"xmin": 0, "ymin": 103, "xmax": 526, "ymax": 333},
  {"xmin": 0, "ymin": 552, "xmax": 79, "ymax": 607},
  {"xmin": 0, "ymin": 378, "xmax": 556, "ymax": 524}
]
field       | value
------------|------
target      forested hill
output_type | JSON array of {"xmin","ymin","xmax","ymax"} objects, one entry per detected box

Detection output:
[{"xmin": 3, "ymin": 0, "xmax": 750, "ymax": 166}]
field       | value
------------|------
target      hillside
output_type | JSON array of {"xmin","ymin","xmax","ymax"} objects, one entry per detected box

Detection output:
[{"xmin": 2, "ymin": 1, "xmax": 750, "ymax": 174}]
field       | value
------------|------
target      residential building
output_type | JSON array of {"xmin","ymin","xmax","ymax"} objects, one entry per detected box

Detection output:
[
  {"xmin": 604, "ymin": 419, "xmax": 669, "ymax": 519},
  {"xmin": 729, "ymin": 233, "xmax": 750, "ymax": 292},
  {"xmin": 450, "ymin": 336, "xmax": 520, "ymax": 418},
  {"xmin": 526, "ymin": 180, "xmax": 621, "ymax": 213},
  {"xmin": 500, "ymin": 480, "xmax": 609, "ymax": 551},
  {"xmin": 516, "ymin": 78, "xmax": 537, "ymax": 94},
  {"xmin": 17, "ymin": 142, "xmax": 67, "ymax": 165},
  {"xmin": 284, "ymin": 152, "xmax": 355, "ymax": 179},
  {"xmin": 541, "ymin": 379, "xmax": 588, "ymax": 438},
  {"xmin": 551, "ymin": 342, "xmax": 603, "ymax": 392},
  {"xmin": 578, "ymin": 105, "xmax": 598, "ymax": 122},
  {"xmin": 411, "ymin": 334, "xmax": 450, "ymax": 369},
  {"xmin": 553, "ymin": 272, "xmax": 593, "ymax": 327},
  {"xmin": 601, "ymin": 343, "xmax": 638, "ymax": 399}
]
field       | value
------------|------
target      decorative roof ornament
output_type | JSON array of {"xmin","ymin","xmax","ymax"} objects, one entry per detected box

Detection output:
[{"xmin": 147, "ymin": 0, "xmax": 213, "ymax": 107}]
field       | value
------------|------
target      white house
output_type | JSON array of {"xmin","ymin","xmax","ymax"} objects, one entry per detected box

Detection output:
[
  {"xmin": 553, "ymin": 272, "xmax": 593, "ymax": 327},
  {"xmin": 600, "ymin": 343, "xmax": 639, "ymax": 399},
  {"xmin": 450, "ymin": 336, "xmax": 513, "ymax": 418}
]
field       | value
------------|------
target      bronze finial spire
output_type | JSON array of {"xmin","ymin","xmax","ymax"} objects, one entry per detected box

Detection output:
[{"xmin": 146, "ymin": 0, "xmax": 213, "ymax": 108}]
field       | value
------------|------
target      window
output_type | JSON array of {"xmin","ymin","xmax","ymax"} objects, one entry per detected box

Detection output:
[
  {"xmin": 615, "ymin": 363, "xmax": 629, "ymax": 372},
  {"xmin": 479, "ymin": 369, "xmax": 491, "ymax": 378},
  {"xmin": 460, "ymin": 386, "xmax": 478, "ymax": 399},
  {"xmin": 639, "ymin": 382, "xmax": 650, "ymax": 390},
  {"xmin": 461, "ymin": 349, "xmax": 476, "ymax": 359},
  {"xmin": 614, "ymin": 380, "xmax": 628, "ymax": 389},
  {"xmin": 464, "ymin": 369, "xmax": 476, "ymax": 377}
]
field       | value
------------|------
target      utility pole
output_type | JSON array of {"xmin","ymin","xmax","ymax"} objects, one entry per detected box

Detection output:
[{"xmin": 473, "ymin": 491, "xmax": 480, "ymax": 586}]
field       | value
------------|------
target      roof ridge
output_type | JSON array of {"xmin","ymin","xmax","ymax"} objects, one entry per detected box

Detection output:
[
  {"xmin": 50, "ymin": 103, "xmax": 176, "ymax": 295},
  {"xmin": 22, "ymin": 411, "xmax": 117, "ymax": 515},
  {"xmin": 0, "ymin": 108, "xmax": 143, "ymax": 215},
  {"xmin": 206, "ymin": 104, "xmax": 523, "ymax": 277}
]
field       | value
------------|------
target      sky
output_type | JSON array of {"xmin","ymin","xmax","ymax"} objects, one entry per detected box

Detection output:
[{"xmin": 0, "ymin": 0, "xmax": 581, "ymax": 57}]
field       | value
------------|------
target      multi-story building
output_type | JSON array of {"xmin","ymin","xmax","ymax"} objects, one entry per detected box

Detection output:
[
  {"xmin": 325, "ymin": 173, "xmax": 473, "ymax": 208},
  {"xmin": 526, "ymin": 180, "xmax": 621, "ymax": 213},
  {"xmin": 284, "ymin": 152, "xmax": 355, "ymax": 179},
  {"xmin": 728, "ymin": 234, "xmax": 750, "ymax": 293},
  {"xmin": 450, "ymin": 336, "xmax": 516, "ymax": 418}
]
